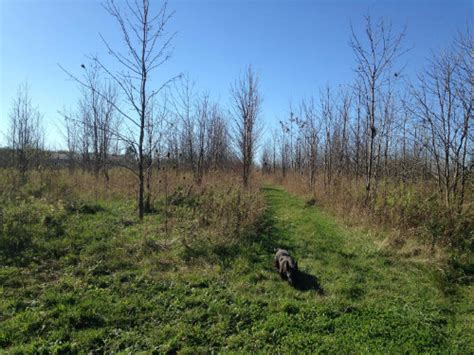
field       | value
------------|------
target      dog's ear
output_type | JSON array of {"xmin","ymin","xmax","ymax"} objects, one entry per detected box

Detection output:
[{"xmin": 295, "ymin": 261, "xmax": 298, "ymax": 269}]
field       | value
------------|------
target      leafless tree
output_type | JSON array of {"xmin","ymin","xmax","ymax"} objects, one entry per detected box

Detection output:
[
  {"xmin": 61, "ymin": 0, "xmax": 178, "ymax": 219},
  {"xmin": 453, "ymin": 31, "xmax": 473, "ymax": 207},
  {"xmin": 62, "ymin": 107, "xmax": 80, "ymax": 174},
  {"xmin": 301, "ymin": 97, "xmax": 319, "ymax": 192},
  {"xmin": 80, "ymin": 63, "xmax": 118, "ymax": 182},
  {"xmin": 8, "ymin": 83, "xmax": 44, "ymax": 184},
  {"xmin": 410, "ymin": 37, "xmax": 472, "ymax": 207},
  {"xmin": 207, "ymin": 105, "xmax": 230, "ymax": 171},
  {"xmin": 231, "ymin": 66, "xmax": 262, "ymax": 188},
  {"xmin": 172, "ymin": 74, "xmax": 196, "ymax": 174},
  {"xmin": 61, "ymin": 63, "xmax": 118, "ymax": 183},
  {"xmin": 278, "ymin": 121, "xmax": 290, "ymax": 179},
  {"xmin": 270, "ymin": 128, "xmax": 279, "ymax": 173},
  {"xmin": 350, "ymin": 15, "xmax": 407, "ymax": 204},
  {"xmin": 335, "ymin": 87, "xmax": 352, "ymax": 179},
  {"xmin": 349, "ymin": 83, "xmax": 365, "ymax": 180},
  {"xmin": 194, "ymin": 93, "xmax": 210, "ymax": 185},
  {"xmin": 171, "ymin": 75, "xmax": 226, "ymax": 184}
]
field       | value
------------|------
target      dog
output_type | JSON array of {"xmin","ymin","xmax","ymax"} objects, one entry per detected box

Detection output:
[{"xmin": 274, "ymin": 248, "xmax": 298, "ymax": 285}]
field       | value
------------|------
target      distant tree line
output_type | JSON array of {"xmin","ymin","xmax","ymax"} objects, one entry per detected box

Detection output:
[{"xmin": 3, "ymin": 2, "xmax": 472, "ymax": 219}]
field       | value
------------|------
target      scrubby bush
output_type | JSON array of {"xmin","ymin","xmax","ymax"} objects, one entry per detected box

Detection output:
[
  {"xmin": 1, "ymin": 204, "xmax": 37, "ymax": 255},
  {"xmin": 373, "ymin": 185, "xmax": 474, "ymax": 254},
  {"xmin": 159, "ymin": 184, "xmax": 265, "ymax": 263},
  {"xmin": 0, "ymin": 198, "xmax": 68, "ymax": 259}
]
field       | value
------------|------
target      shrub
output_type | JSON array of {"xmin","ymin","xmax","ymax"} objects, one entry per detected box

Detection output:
[
  {"xmin": 370, "ymin": 184, "xmax": 473, "ymax": 255},
  {"xmin": 0, "ymin": 198, "xmax": 68, "ymax": 259},
  {"xmin": 0, "ymin": 203, "xmax": 40, "ymax": 255},
  {"xmin": 161, "ymin": 184, "xmax": 265, "ymax": 263}
]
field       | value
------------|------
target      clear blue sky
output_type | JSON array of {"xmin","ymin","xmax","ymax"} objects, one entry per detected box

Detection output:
[{"xmin": 0, "ymin": 0, "xmax": 472, "ymax": 148}]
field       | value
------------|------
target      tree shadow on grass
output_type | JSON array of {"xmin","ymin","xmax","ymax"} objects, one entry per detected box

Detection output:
[{"xmin": 292, "ymin": 270, "xmax": 325, "ymax": 294}]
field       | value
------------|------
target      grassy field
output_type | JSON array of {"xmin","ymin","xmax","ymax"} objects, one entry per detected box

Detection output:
[{"xmin": 1, "ymin": 186, "xmax": 472, "ymax": 353}]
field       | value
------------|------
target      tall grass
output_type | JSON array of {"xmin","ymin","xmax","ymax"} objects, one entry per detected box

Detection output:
[{"xmin": 0, "ymin": 168, "xmax": 265, "ymax": 266}]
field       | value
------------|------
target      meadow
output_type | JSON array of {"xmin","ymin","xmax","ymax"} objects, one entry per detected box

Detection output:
[
  {"xmin": 1, "ymin": 0, "xmax": 473, "ymax": 352},
  {"xmin": 1, "ymin": 170, "xmax": 472, "ymax": 353}
]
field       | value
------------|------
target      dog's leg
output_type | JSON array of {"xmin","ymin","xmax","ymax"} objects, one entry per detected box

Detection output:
[{"xmin": 279, "ymin": 259, "xmax": 288, "ymax": 280}]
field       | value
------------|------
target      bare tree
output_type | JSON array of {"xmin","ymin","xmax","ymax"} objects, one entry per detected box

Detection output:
[
  {"xmin": 172, "ymin": 74, "xmax": 196, "ymax": 175},
  {"xmin": 171, "ymin": 75, "xmax": 224, "ymax": 183},
  {"xmin": 350, "ymin": 83, "xmax": 365, "ymax": 180},
  {"xmin": 278, "ymin": 121, "xmax": 290, "ymax": 179},
  {"xmin": 194, "ymin": 94, "xmax": 210, "ymax": 185},
  {"xmin": 350, "ymin": 15, "xmax": 407, "ymax": 204},
  {"xmin": 335, "ymin": 87, "xmax": 352, "ymax": 179},
  {"xmin": 8, "ymin": 83, "xmax": 44, "ymax": 184},
  {"xmin": 270, "ymin": 128, "xmax": 279, "ymax": 173},
  {"xmin": 61, "ymin": 0, "xmax": 178, "ymax": 219},
  {"xmin": 410, "ymin": 40, "xmax": 472, "ymax": 207},
  {"xmin": 453, "ymin": 31, "xmax": 473, "ymax": 207},
  {"xmin": 207, "ymin": 105, "xmax": 230, "ymax": 171},
  {"xmin": 301, "ymin": 97, "xmax": 319, "ymax": 192},
  {"xmin": 61, "ymin": 63, "xmax": 118, "ymax": 183},
  {"xmin": 320, "ymin": 86, "xmax": 335, "ymax": 190},
  {"xmin": 62, "ymin": 107, "xmax": 80, "ymax": 174},
  {"xmin": 80, "ymin": 63, "xmax": 118, "ymax": 182},
  {"xmin": 231, "ymin": 66, "xmax": 262, "ymax": 188}
]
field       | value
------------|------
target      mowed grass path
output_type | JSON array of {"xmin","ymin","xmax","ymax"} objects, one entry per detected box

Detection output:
[
  {"xmin": 260, "ymin": 187, "xmax": 472, "ymax": 353},
  {"xmin": 1, "ymin": 187, "xmax": 472, "ymax": 352}
]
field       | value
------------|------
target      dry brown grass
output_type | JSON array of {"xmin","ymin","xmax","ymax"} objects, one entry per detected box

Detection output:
[{"xmin": 0, "ymin": 167, "xmax": 263, "ymax": 202}]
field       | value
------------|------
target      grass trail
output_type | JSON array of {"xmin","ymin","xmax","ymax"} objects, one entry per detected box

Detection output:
[
  {"xmin": 250, "ymin": 186, "xmax": 471, "ymax": 353},
  {"xmin": 1, "ymin": 187, "xmax": 472, "ymax": 353}
]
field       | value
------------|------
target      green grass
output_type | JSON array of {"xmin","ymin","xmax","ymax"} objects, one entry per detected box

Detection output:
[{"xmin": 1, "ymin": 186, "xmax": 472, "ymax": 353}]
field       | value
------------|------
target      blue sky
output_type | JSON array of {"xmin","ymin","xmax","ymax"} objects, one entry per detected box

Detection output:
[{"xmin": 0, "ymin": 0, "xmax": 472, "ymax": 148}]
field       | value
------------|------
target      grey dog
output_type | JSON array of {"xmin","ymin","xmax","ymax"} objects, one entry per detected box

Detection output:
[{"xmin": 274, "ymin": 248, "xmax": 298, "ymax": 285}]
